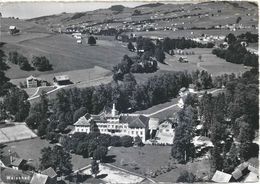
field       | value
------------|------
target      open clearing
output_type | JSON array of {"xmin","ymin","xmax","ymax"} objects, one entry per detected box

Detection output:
[
  {"xmin": 0, "ymin": 123, "xmax": 37, "ymax": 144},
  {"xmin": 82, "ymin": 163, "xmax": 146, "ymax": 184},
  {"xmin": 161, "ymin": 48, "xmax": 251, "ymax": 76}
]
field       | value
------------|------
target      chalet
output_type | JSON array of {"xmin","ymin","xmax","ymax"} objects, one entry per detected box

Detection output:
[
  {"xmin": 9, "ymin": 26, "xmax": 19, "ymax": 35},
  {"xmin": 53, "ymin": 75, "xmax": 71, "ymax": 85},
  {"xmin": 74, "ymin": 104, "xmax": 151, "ymax": 142},
  {"xmin": 26, "ymin": 75, "xmax": 47, "ymax": 88}
]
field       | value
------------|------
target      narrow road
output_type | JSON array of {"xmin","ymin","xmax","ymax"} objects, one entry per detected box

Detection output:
[
  {"xmin": 28, "ymin": 76, "xmax": 112, "ymax": 101},
  {"xmin": 145, "ymin": 88, "xmax": 224, "ymax": 117}
]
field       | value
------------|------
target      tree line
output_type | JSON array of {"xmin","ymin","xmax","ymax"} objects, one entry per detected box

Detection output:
[
  {"xmin": 199, "ymin": 68, "xmax": 258, "ymax": 174},
  {"xmin": 171, "ymin": 68, "xmax": 258, "ymax": 176},
  {"xmin": 162, "ymin": 37, "xmax": 215, "ymax": 53},
  {"xmin": 212, "ymin": 42, "xmax": 258, "ymax": 67},
  {"xmin": 8, "ymin": 51, "xmax": 52, "ymax": 71},
  {"xmin": 25, "ymin": 71, "xmax": 191, "ymax": 138}
]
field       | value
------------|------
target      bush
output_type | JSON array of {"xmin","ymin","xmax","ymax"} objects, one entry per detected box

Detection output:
[
  {"xmin": 32, "ymin": 56, "xmax": 52, "ymax": 71},
  {"xmin": 110, "ymin": 136, "xmax": 121, "ymax": 147},
  {"xmin": 120, "ymin": 135, "xmax": 133, "ymax": 147},
  {"xmin": 88, "ymin": 36, "xmax": 96, "ymax": 45}
]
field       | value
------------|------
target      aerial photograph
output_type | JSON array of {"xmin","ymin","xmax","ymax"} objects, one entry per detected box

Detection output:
[{"xmin": 0, "ymin": 0, "xmax": 258, "ymax": 183}]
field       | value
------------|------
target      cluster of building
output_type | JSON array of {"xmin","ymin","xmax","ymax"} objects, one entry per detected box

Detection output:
[
  {"xmin": 0, "ymin": 151, "xmax": 57, "ymax": 184},
  {"xmin": 73, "ymin": 104, "xmax": 176, "ymax": 144},
  {"xmin": 26, "ymin": 75, "xmax": 71, "ymax": 88},
  {"xmin": 212, "ymin": 158, "xmax": 259, "ymax": 183}
]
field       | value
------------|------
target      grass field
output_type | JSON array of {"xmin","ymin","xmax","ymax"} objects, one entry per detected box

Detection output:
[
  {"xmin": 2, "ymin": 137, "xmax": 92, "ymax": 171},
  {"xmin": 3, "ymin": 32, "xmax": 132, "ymax": 79},
  {"xmin": 161, "ymin": 48, "xmax": 250, "ymax": 76},
  {"xmin": 108, "ymin": 145, "xmax": 211, "ymax": 182},
  {"xmin": 0, "ymin": 123, "xmax": 37, "ymax": 144}
]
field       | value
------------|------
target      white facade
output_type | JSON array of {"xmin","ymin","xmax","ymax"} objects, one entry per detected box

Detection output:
[{"xmin": 74, "ymin": 104, "xmax": 148, "ymax": 142}]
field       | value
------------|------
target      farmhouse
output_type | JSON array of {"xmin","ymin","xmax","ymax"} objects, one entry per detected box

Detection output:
[
  {"xmin": 53, "ymin": 75, "xmax": 71, "ymax": 85},
  {"xmin": 74, "ymin": 104, "xmax": 152, "ymax": 142},
  {"xmin": 9, "ymin": 25, "xmax": 19, "ymax": 35},
  {"xmin": 26, "ymin": 75, "xmax": 47, "ymax": 88}
]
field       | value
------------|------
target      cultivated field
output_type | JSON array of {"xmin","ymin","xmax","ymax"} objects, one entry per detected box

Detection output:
[{"xmin": 0, "ymin": 123, "xmax": 37, "ymax": 144}]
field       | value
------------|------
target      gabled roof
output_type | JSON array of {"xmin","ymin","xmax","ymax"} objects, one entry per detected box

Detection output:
[
  {"xmin": 232, "ymin": 169, "xmax": 243, "ymax": 180},
  {"xmin": 54, "ymin": 75, "xmax": 69, "ymax": 81},
  {"xmin": 26, "ymin": 75, "xmax": 39, "ymax": 81},
  {"xmin": 212, "ymin": 170, "xmax": 232, "ymax": 183},
  {"xmin": 122, "ymin": 115, "xmax": 149, "ymax": 128},
  {"xmin": 30, "ymin": 173, "xmax": 49, "ymax": 184},
  {"xmin": 243, "ymin": 172, "xmax": 258, "ymax": 182},
  {"xmin": 11, "ymin": 158, "xmax": 26, "ymax": 167},
  {"xmin": 74, "ymin": 114, "xmax": 91, "ymax": 126},
  {"xmin": 41, "ymin": 167, "xmax": 57, "ymax": 178}
]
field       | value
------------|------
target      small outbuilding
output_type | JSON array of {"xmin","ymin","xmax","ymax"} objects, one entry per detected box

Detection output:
[{"xmin": 53, "ymin": 75, "xmax": 71, "ymax": 85}]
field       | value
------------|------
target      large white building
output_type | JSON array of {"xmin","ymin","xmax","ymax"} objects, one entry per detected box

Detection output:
[{"xmin": 74, "ymin": 104, "xmax": 157, "ymax": 142}]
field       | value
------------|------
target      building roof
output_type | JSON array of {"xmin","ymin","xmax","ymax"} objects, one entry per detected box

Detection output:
[
  {"xmin": 74, "ymin": 115, "xmax": 92, "ymax": 126},
  {"xmin": 30, "ymin": 173, "xmax": 49, "ymax": 184},
  {"xmin": 41, "ymin": 167, "xmax": 57, "ymax": 178},
  {"xmin": 11, "ymin": 158, "xmax": 25, "ymax": 167},
  {"xmin": 212, "ymin": 170, "xmax": 232, "ymax": 183},
  {"xmin": 247, "ymin": 157, "xmax": 259, "ymax": 169},
  {"xmin": 243, "ymin": 172, "xmax": 258, "ymax": 182},
  {"xmin": 26, "ymin": 75, "xmax": 39, "ymax": 81},
  {"xmin": 121, "ymin": 115, "xmax": 149, "ymax": 128},
  {"xmin": 9, "ymin": 26, "xmax": 16, "ymax": 29},
  {"xmin": 232, "ymin": 169, "xmax": 243, "ymax": 180},
  {"xmin": 54, "ymin": 75, "xmax": 70, "ymax": 81}
]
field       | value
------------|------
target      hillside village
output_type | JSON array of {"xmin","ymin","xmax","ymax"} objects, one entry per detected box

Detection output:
[{"xmin": 0, "ymin": 1, "xmax": 259, "ymax": 184}]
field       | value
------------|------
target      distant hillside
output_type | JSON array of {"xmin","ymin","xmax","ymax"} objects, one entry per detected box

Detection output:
[{"xmin": 26, "ymin": 1, "xmax": 258, "ymax": 31}]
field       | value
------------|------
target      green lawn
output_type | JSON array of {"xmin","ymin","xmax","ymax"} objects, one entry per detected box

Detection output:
[
  {"xmin": 2, "ymin": 137, "xmax": 92, "ymax": 171},
  {"xmin": 107, "ymin": 145, "xmax": 212, "ymax": 182},
  {"xmin": 3, "ymin": 33, "xmax": 133, "ymax": 79}
]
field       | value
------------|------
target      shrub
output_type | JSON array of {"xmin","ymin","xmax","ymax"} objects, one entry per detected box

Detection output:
[
  {"xmin": 120, "ymin": 135, "xmax": 133, "ymax": 147},
  {"xmin": 88, "ymin": 36, "xmax": 96, "ymax": 45}
]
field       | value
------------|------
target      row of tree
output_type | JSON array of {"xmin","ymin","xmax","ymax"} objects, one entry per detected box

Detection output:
[
  {"xmin": 199, "ymin": 68, "xmax": 258, "ymax": 174},
  {"xmin": 212, "ymin": 42, "xmax": 258, "ymax": 67},
  {"xmin": 8, "ymin": 51, "xmax": 53, "ymax": 71},
  {"xmin": 162, "ymin": 37, "xmax": 214, "ymax": 53},
  {"xmin": 112, "ymin": 55, "xmax": 158, "ymax": 81},
  {"xmin": 25, "ymin": 71, "xmax": 191, "ymax": 136}
]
